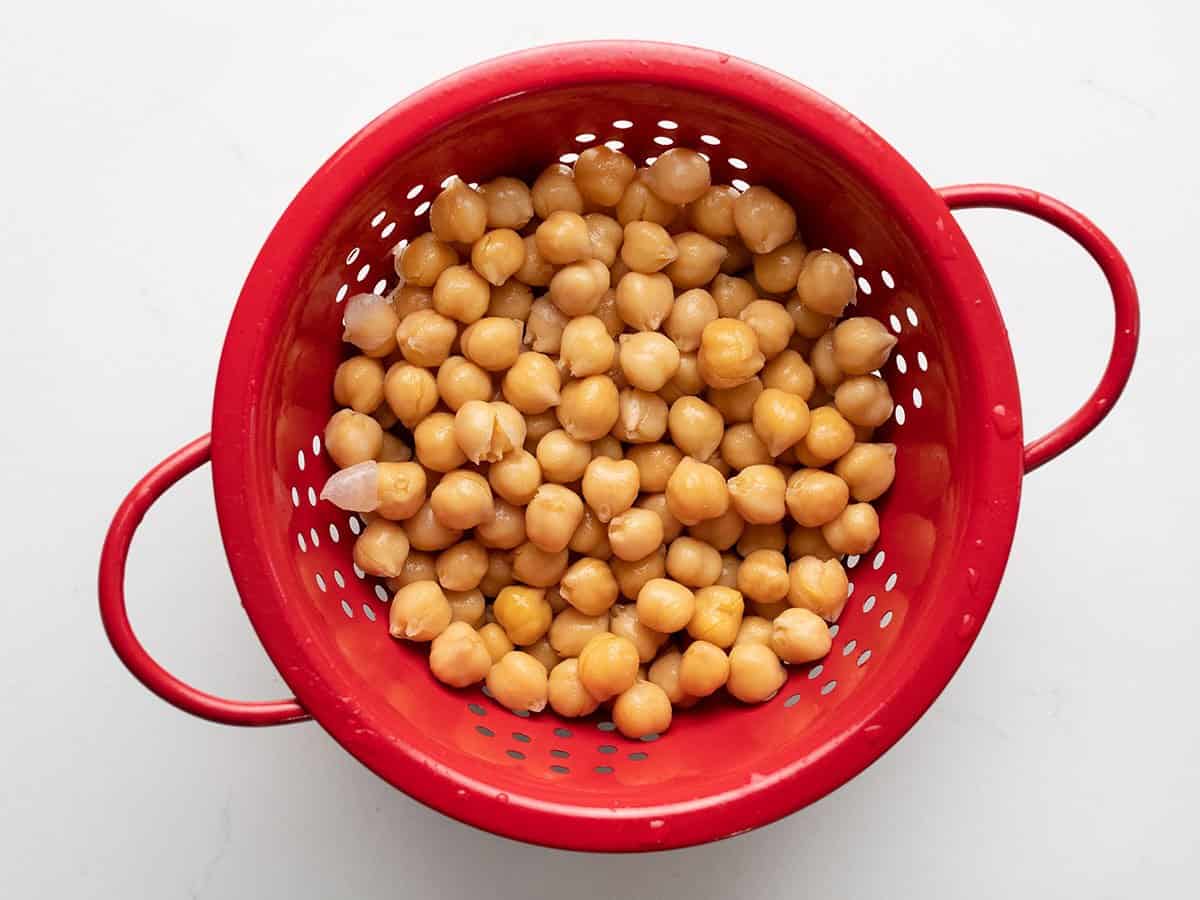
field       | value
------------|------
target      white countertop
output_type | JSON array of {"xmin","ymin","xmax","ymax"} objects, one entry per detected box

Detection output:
[{"xmin": 2, "ymin": 1, "xmax": 1196, "ymax": 896}]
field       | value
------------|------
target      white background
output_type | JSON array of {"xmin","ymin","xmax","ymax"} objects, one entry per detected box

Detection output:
[{"xmin": 2, "ymin": 1, "xmax": 1196, "ymax": 897}]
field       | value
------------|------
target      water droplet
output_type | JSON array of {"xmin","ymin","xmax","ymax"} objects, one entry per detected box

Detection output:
[
  {"xmin": 974, "ymin": 537, "xmax": 985, "ymax": 549},
  {"xmin": 496, "ymin": 793, "xmax": 509, "ymax": 804},
  {"xmin": 958, "ymin": 613, "xmax": 977, "ymax": 638},
  {"xmin": 966, "ymin": 567, "xmax": 979, "ymax": 590},
  {"xmin": 456, "ymin": 789, "xmax": 467, "ymax": 798},
  {"xmin": 991, "ymin": 403, "xmax": 1020, "ymax": 438},
  {"xmin": 650, "ymin": 819, "xmax": 666, "ymax": 829}
]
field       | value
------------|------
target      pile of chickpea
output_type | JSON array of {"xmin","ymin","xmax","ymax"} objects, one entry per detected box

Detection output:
[{"xmin": 320, "ymin": 144, "xmax": 898, "ymax": 740}]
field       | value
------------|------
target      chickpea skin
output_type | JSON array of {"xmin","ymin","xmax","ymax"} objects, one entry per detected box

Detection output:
[
  {"xmin": 727, "ymin": 643, "xmax": 787, "ymax": 703},
  {"xmin": 342, "ymin": 293, "xmax": 399, "ymax": 357},
  {"xmin": 486, "ymin": 651, "xmax": 549, "ymax": 712},
  {"xmin": 389, "ymin": 580, "xmax": 452, "ymax": 641},
  {"xmin": 428, "ymin": 621, "xmax": 492, "ymax": 687}
]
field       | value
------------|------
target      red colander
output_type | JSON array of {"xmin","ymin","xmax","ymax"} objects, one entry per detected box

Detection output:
[{"xmin": 99, "ymin": 42, "xmax": 1139, "ymax": 852}]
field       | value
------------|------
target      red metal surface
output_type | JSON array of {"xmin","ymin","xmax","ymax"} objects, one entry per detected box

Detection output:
[
  {"xmin": 99, "ymin": 42, "xmax": 1139, "ymax": 850},
  {"xmin": 938, "ymin": 184, "xmax": 1139, "ymax": 473}
]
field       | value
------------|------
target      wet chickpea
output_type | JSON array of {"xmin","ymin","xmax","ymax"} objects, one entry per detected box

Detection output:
[
  {"xmin": 429, "ymin": 469, "xmax": 494, "ymax": 530},
  {"xmin": 608, "ymin": 508, "xmax": 664, "ymax": 562},
  {"xmin": 751, "ymin": 597, "xmax": 789, "ymax": 619},
  {"xmin": 688, "ymin": 507, "xmax": 746, "ymax": 552},
  {"xmin": 784, "ymin": 469, "xmax": 849, "ymax": 527},
  {"xmin": 738, "ymin": 300, "xmax": 795, "ymax": 360},
  {"xmin": 397, "ymin": 232, "xmax": 458, "ymax": 287},
  {"xmin": 771, "ymin": 607, "xmax": 832, "ymax": 664},
  {"xmin": 353, "ymin": 518, "xmax": 410, "ymax": 577},
  {"xmin": 478, "ymin": 176, "xmax": 534, "ymax": 229},
  {"xmin": 726, "ymin": 464, "xmax": 787, "ymax": 524},
  {"xmin": 502, "ymin": 351, "xmax": 561, "ymax": 414},
  {"xmin": 577, "ymin": 633, "xmax": 640, "ymax": 701},
  {"xmin": 487, "ymin": 278, "xmax": 534, "ymax": 320},
  {"xmin": 636, "ymin": 493, "xmax": 684, "ymax": 543},
  {"xmin": 548, "ymin": 608, "xmax": 609, "ymax": 658},
  {"xmin": 435, "ymin": 356, "xmax": 491, "ymax": 411},
  {"xmin": 454, "ymin": 400, "xmax": 525, "ymax": 464},
  {"xmin": 803, "ymin": 405, "xmax": 856, "ymax": 464},
  {"xmin": 458, "ymin": 317, "xmax": 523, "ymax": 373},
  {"xmin": 428, "ymin": 621, "xmax": 492, "ymax": 687},
  {"xmin": 549, "ymin": 259, "xmax": 610, "ymax": 317},
  {"xmin": 493, "ymin": 585, "xmax": 553, "ymax": 646},
  {"xmin": 666, "ymin": 536, "xmax": 723, "ymax": 587},
  {"xmin": 525, "ymin": 484, "xmax": 585, "ymax": 554},
  {"xmin": 557, "ymin": 375, "xmax": 620, "ymax": 441},
  {"xmin": 381, "ymin": 364, "xmax": 435, "ymax": 429},
  {"xmin": 751, "ymin": 387, "xmax": 811, "ymax": 457},
  {"xmin": 665, "ymin": 232, "xmax": 728, "ymax": 290},
  {"xmin": 666, "ymin": 396, "xmax": 724, "ymax": 462},
  {"xmin": 445, "ymin": 588, "xmax": 486, "ymax": 628},
  {"xmin": 474, "ymin": 499, "xmax": 527, "ymax": 550},
  {"xmin": 752, "ymin": 238, "xmax": 806, "ymax": 294},
  {"xmin": 726, "ymin": 643, "xmax": 786, "ymax": 703},
  {"xmin": 325, "ymin": 409, "xmax": 383, "ymax": 468},
  {"xmin": 636, "ymin": 578, "xmax": 696, "ymax": 633},
  {"xmin": 699, "ymin": 318, "xmax": 764, "ymax": 389},
  {"xmin": 389, "ymin": 580, "xmax": 452, "ymax": 642},
  {"xmin": 787, "ymin": 556, "xmax": 849, "ymax": 621},
  {"xmin": 832, "ymin": 316, "xmax": 898, "ymax": 375},
  {"xmin": 569, "ymin": 507, "xmax": 612, "ymax": 559},
  {"xmin": 571, "ymin": 145, "xmax": 636, "ymax": 206},
  {"xmin": 610, "ymin": 603, "xmax": 670, "ymax": 663},
  {"xmin": 678, "ymin": 640, "xmax": 730, "ymax": 697},
  {"xmin": 390, "ymin": 284, "xmax": 435, "ymax": 320},
  {"xmin": 526, "ymin": 637, "xmax": 562, "ymax": 672},
  {"xmin": 531, "ymin": 163, "xmax": 584, "ymax": 218},
  {"xmin": 657, "ymin": 291, "xmax": 717, "ymax": 356},
  {"xmin": 809, "ymin": 331, "xmax": 844, "ymax": 392},
  {"xmin": 488, "ymin": 448, "xmax": 542, "ymax": 505},
  {"xmin": 616, "ymin": 170, "xmax": 680, "ymax": 226},
  {"xmin": 784, "ymin": 296, "xmax": 833, "ymax": 340},
  {"xmin": 612, "ymin": 547, "xmax": 667, "ymax": 600},
  {"xmin": 534, "ymin": 210, "xmax": 591, "ymax": 265},
  {"xmin": 523, "ymin": 411, "xmax": 560, "ymax": 451},
  {"xmin": 621, "ymin": 221, "xmax": 678, "ymax": 273},
  {"xmin": 666, "ymin": 456, "xmax": 730, "ymax": 526},
  {"xmin": 710, "ymin": 274, "xmax": 757, "ymax": 319},
  {"xmin": 619, "ymin": 332, "xmax": 680, "ymax": 392},
  {"xmin": 432, "ymin": 264, "xmax": 490, "ymax": 325},
  {"xmin": 378, "ymin": 434, "xmax": 412, "ymax": 465},
  {"xmin": 547, "ymin": 658, "xmax": 601, "ymax": 717},
  {"xmin": 487, "ymin": 650, "xmax": 549, "ymax": 712},
  {"xmin": 626, "ymin": 443, "xmax": 683, "ymax": 493},
  {"xmin": 334, "ymin": 356, "xmax": 385, "ymax": 413},
  {"xmin": 615, "ymin": 271, "xmax": 674, "ymax": 331},
  {"xmin": 736, "ymin": 549, "xmax": 789, "ymax": 604},
  {"xmin": 478, "ymin": 622, "xmax": 515, "ymax": 664},
  {"xmin": 659, "ymin": 352, "xmax": 704, "ymax": 404},
  {"xmin": 687, "ymin": 185, "xmax": 739, "ymax": 239},
  {"xmin": 386, "ymin": 550, "xmax": 437, "ymax": 592},
  {"xmin": 591, "ymin": 288, "xmax": 625, "ymax": 337},
  {"xmin": 834, "ymin": 443, "xmax": 897, "ymax": 502},
  {"xmin": 646, "ymin": 148, "xmax": 711, "ymax": 204},
  {"xmin": 468, "ymin": 228, "xmax": 525, "ymax": 287},
  {"xmin": 395, "ymin": 308, "xmax": 458, "ymax": 367},
  {"xmin": 733, "ymin": 186, "xmax": 797, "ymax": 254},
  {"xmin": 536, "ymin": 429, "xmax": 592, "ymax": 484},
  {"xmin": 707, "ymin": 378, "xmax": 764, "ymax": 426},
  {"xmin": 592, "ymin": 435, "xmax": 623, "ymax": 460},
  {"xmin": 613, "ymin": 680, "xmax": 673, "ymax": 739},
  {"xmin": 648, "ymin": 648, "xmax": 696, "ymax": 706},
  {"xmin": 720, "ymin": 423, "xmax": 772, "ymax": 470},
  {"xmin": 736, "ymin": 522, "xmax": 787, "ymax": 557},
  {"xmin": 514, "ymin": 235, "xmax": 555, "ymax": 287},
  {"xmin": 512, "ymin": 541, "xmax": 569, "ymax": 587},
  {"xmin": 342, "ymin": 293, "xmax": 400, "ymax": 357},
  {"xmin": 430, "ymin": 178, "xmax": 487, "ymax": 244},
  {"xmin": 560, "ymin": 557, "xmax": 619, "ymax": 616},
  {"xmin": 403, "ymin": 500, "xmax": 463, "ymax": 551},
  {"xmin": 478, "ymin": 550, "xmax": 515, "ymax": 598},
  {"xmin": 796, "ymin": 250, "xmax": 856, "ymax": 317},
  {"xmin": 834, "ymin": 374, "xmax": 894, "ymax": 428},
  {"xmin": 585, "ymin": 213, "xmax": 624, "ymax": 266},
  {"xmin": 821, "ymin": 502, "xmax": 880, "ymax": 556},
  {"xmin": 760, "ymin": 349, "xmax": 815, "ymax": 401},
  {"xmin": 611, "ymin": 388, "xmax": 668, "ymax": 444},
  {"xmin": 788, "ymin": 525, "xmax": 838, "ymax": 561},
  {"xmin": 735, "ymin": 615, "xmax": 774, "ymax": 648},
  {"xmin": 581, "ymin": 457, "xmax": 639, "ymax": 523},
  {"xmin": 375, "ymin": 461, "xmax": 427, "ymax": 520}
]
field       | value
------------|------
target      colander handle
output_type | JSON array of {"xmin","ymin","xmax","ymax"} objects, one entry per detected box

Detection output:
[
  {"xmin": 939, "ymin": 184, "xmax": 1140, "ymax": 473},
  {"xmin": 99, "ymin": 435, "xmax": 310, "ymax": 726}
]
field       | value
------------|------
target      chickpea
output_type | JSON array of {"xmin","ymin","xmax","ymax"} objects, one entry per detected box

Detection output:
[
  {"xmin": 485, "ymin": 278, "xmax": 531, "ymax": 319},
  {"xmin": 487, "ymin": 650, "xmax": 549, "ymax": 712},
  {"xmin": 663, "ymin": 535, "xmax": 721, "ymax": 588},
  {"xmin": 620, "ymin": 220, "xmax": 677, "ymax": 273},
  {"xmin": 387, "ymin": 580, "xmax": 453, "ymax": 643},
  {"xmin": 333, "ymin": 356, "xmax": 385, "ymax": 414},
  {"xmin": 501, "ymin": 351, "xmax": 561, "ymax": 415},
  {"xmin": 512, "ymin": 541, "xmax": 569, "ymax": 588},
  {"xmin": 647, "ymin": 648, "xmax": 695, "ymax": 706},
  {"xmin": 477, "ymin": 622, "xmax": 515, "ymax": 664},
  {"xmin": 592, "ymin": 435, "xmax": 623, "ymax": 460},
  {"xmin": 427, "ymin": 621, "xmax": 492, "ymax": 687},
  {"xmin": 576, "ymin": 633, "xmax": 640, "ymax": 701},
  {"xmin": 408, "ymin": 414, "xmax": 461, "ymax": 474},
  {"xmin": 736, "ymin": 522, "xmax": 787, "ymax": 557},
  {"xmin": 432, "ymin": 264, "xmax": 490, "ymax": 325},
  {"xmin": 580, "ymin": 457, "xmax": 639, "ymax": 523},
  {"xmin": 429, "ymin": 469, "xmax": 494, "ymax": 530},
  {"xmin": 678, "ymin": 640, "xmax": 730, "ymax": 696},
  {"xmin": 325, "ymin": 409, "xmax": 383, "ymax": 468},
  {"xmin": 530, "ymin": 430, "xmax": 587, "ymax": 486},
  {"xmin": 822, "ymin": 502, "xmax": 880, "ymax": 556},
  {"xmin": 386, "ymin": 550, "xmax": 437, "ymax": 592},
  {"xmin": 478, "ymin": 549, "xmax": 515, "ymax": 598},
  {"xmin": 658, "ymin": 290, "xmax": 717, "ymax": 356},
  {"xmin": 403, "ymin": 500, "xmax": 463, "ymax": 551},
  {"xmin": 433, "ymin": 356, "xmax": 490, "ymax": 412},
  {"xmin": 738, "ymin": 300, "xmax": 795, "ymax": 360},
  {"xmin": 635, "ymin": 493, "xmax": 684, "ymax": 543},
  {"xmin": 557, "ymin": 557, "xmax": 617, "ymax": 617},
  {"xmin": 353, "ymin": 518, "xmax": 410, "ymax": 577},
  {"xmin": 546, "ymin": 259, "xmax": 609, "ymax": 318},
  {"xmin": 396, "ymin": 232, "xmax": 457, "ymax": 287},
  {"xmin": 465, "ymin": 229, "xmax": 523, "ymax": 287},
  {"xmin": 523, "ymin": 411, "xmax": 560, "ymax": 451},
  {"xmin": 645, "ymin": 148, "xmax": 711, "ymax": 204},
  {"xmin": 532, "ymin": 210, "xmax": 589, "ymax": 265},
  {"xmin": 748, "ymin": 386, "xmax": 810, "ymax": 457},
  {"xmin": 666, "ymin": 456, "xmax": 730, "ymax": 526},
  {"xmin": 618, "ymin": 332, "xmax": 681, "ymax": 393},
  {"xmin": 609, "ymin": 603, "xmax": 669, "ymax": 662},
  {"xmin": 687, "ymin": 507, "xmax": 746, "ymax": 552},
  {"xmin": 391, "ymin": 283, "xmax": 435, "ymax": 320},
  {"xmin": 524, "ymin": 484, "xmax": 585, "ymax": 554},
  {"xmin": 548, "ymin": 608, "xmax": 609, "ymax": 658},
  {"xmin": 547, "ymin": 658, "xmax": 601, "ymax": 717},
  {"xmin": 531, "ymin": 163, "xmax": 584, "ymax": 218},
  {"xmin": 831, "ymin": 317, "xmax": 897, "ymax": 376},
  {"xmin": 720, "ymin": 423, "xmax": 771, "ymax": 470},
  {"xmin": 770, "ymin": 607, "xmax": 831, "ymax": 664},
  {"xmin": 707, "ymin": 378, "xmax": 763, "ymax": 425},
  {"xmin": 591, "ymin": 288, "xmax": 625, "ymax": 338},
  {"xmin": 727, "ymin": 643, "xmax": 786, "ymax": 703},
  {"xmin": 750, "ymin": 238, "xmax": 804, "ymax": 293},
  {"xmin": 612, "ymin": 547, "xmax": 667, "ymax": 600},
  {"xmin": 783, "ymin": 297, "xmax": 830, "ymax": 342},
  {"xmin": 485, "ymin": 449, "xmax": 539, "ymax": 507},
  {"xmin": 379, "ymin": 364, "xmax": 434, "ymax": 429},
  {"xmin": 687, "ymin": 185, "xmax": 739, "ymax": 238},
  {"xmin": 374, "ymin": 461, "xmax": 426, "ymax": 520},
  {"xmin": 445, "ymin": 588, "xmax": 486, "ymax": 627},
  {"xmin": 787, "ymin": 556, "xmax": 849, "ymax": 620},
  {"xmin": 429, "ymin": 177, "xmax": 487, "ymax": 243},
  {"xmin": 585, "ymin": 213, "xmax": 624, "ymax": 266},
  {"xmin": 395, "ymin": 308, "xmax": 457, "ymax": 367},
  {"xmin": 626, "ymin": 443, "xmax": 683, "ymax": 493},
  {"xmin": 635, "ymin": 578, "xmax": 695, "ymax": 634},
  {"xmin": 492, "ymin": 585, "xmax": 552, "ymax": 646},
  {"xmin": 569, "ymin": 507, "xmax": 612, "ymax": 559},
  {"xmin": 664, "ymin": 232, "xmax": 727, "ymax": 290},
  {"xmin": 666, "ymin": 396, "xmax": 724, "ymax": 462},
  {"xmin": 342, "ymin": 293, "xmax": 400, "ymax": 357},
  {"xmin": 751, "ymin": 598, "xmax": 789, "ymax": 620},
  {"xmin": 735, "ymin": 615, "xmax": 774, "ymax": 648},
  {"xmin": 734, "ymin": 549, "xmax": 787, "ymax": 604},
  {"xmin": 725, "ymin": 464, "xmax": 787, "ymax": 525},
  {"xmin": 803, "ymin": 406, "xmax": 856, "ymax": 465},
  {"xmin": 525, "ymin": 637, "xmax": 562, "ymax": 672},
  {"xmin": 659, "ymin": 352, "xmax": 704, "ymax": 404},
  {"xmin": 809, "ymin": 331, "xmax": 844, "ymax": 392},
  {"xmin": 787, "ymin": 525, "xmax": 838, "ymax": 561},
  {"xmin": 833, "ymin": 379, "xmax": 892, "ymax": 432},
  {"xmin": 613, "ymin": 680, "xmax": 672, "ymax": 739},
  {"xmin": 616, "ymin": 168, "xmax": 681, "ymax": 224},
  {"xmin": 607, "ymin": 508, "xmax": 664, "ymax": 562},
  {"xmin": 709, "ymin": 274, "xmax": 756, "ymax": 319},
  {"xmin": 478, "ymin": 176, "xmax": 534, "ymax": 229},
  {"xmin": 796, "ymin": 249, "xmax": 856, "ymax": 317},
  {"xmin": 457, "ymin": 317, "xmax": 523, "ymax": 373},
  {"xmin": 557, "ymin": 375, "xmax": 620, "ymax": 441},
  {"xmin": 782, "ymin": 471, "xmax": 848, "ymax": 530},
  {"xmin": 699, "ymin": 318, "xmax": 765, "ymax": 389},
  {"xmin": 615, "ymin": 271, "xmax": 674, "ymax": 331},
  {"xmin": 610, "ymin": 388, "xmax": 667, "ymax": 444},
  {"xmin": 514, "ymin": 235, "xmax": 555, "ymax": 287},
  {"xmin": 452, "ymin": 400, "xmax": 524, "ymax": 465},
  {"xmin": 474, "ymin": 499, "xmax": 526, "ymax": 551},
  {"xmin": 732, "ymin": 186, "xmax": 796, "ymax": 254},
  {"xmin": 760, "ymin": 349, "xmax": 815, "ymax": 401},
  {"xmin": 834, "ymin": 442, "xmax": 897, "ymax": 502}
]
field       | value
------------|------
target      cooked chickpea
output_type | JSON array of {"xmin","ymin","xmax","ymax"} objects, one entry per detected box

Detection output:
[
  {"xmin": 556, "ymin": 375, "xmax": 620, "ymax": 441},
  {"xmin": 613, "ymin": 680, "xmax": 672, "ymax": 739},
  {"xmin": 524, "ymin": 484, "xmax": 585, "ymax": 554},
  {"xmin": 591, "ymin": 436, "xmax": 623, "ymax": 461},
  {"xmin": 783, "ymin": 470, "xmax": 848, "ymax": 529},
  {"xmin": 615, "ymin": 271, "xmax": 674, "ymax": 331},
  {"xmin": 736, "ymin": 522, "xmax": 787, "ymax": 557},
  {"xmin": 389, "ymin": 580, "xmax": 453, "ymax": 643},
  {"xmin": 429, "ymin": 469, "xmax": 494, "ymax": 530},
  {"xmin": 796, "ymin": 249, "xmax": 856, "ymax": 317},
  {"xmin": 626, "ymin": 443, "xmax": 683, "ymax": 493},
  {"xmin": 427, "ymin": 621, "xmax": 492, "ymax": 687},
  {"xmin": 663, "ymin": 232, "xmax": 726, "ymax": 290},
  {"xmin": 726, "ymin": 464, "xmax": 787, "ymax": 524},
  {"xmin": 664, "ymin": 536, "xmax": 723, "ymax": 588},
  {"xmin": 733, "ymin": 186, "xmax": 796, "ymax": 254},
  {"xmin": 474, "ymin": 496, "xmax": 527, "ymax": 549},
  {"xmin": 523, "ymin": 411, "xmax": 560, "ymax": 450},
  {"xmin": 342, "ymin": 293, "xmax": 400, "ymax": 357},
  {"xmin": 803, "ymin": 406, "xmax": 856, "ymax": 464},
  {"xmin": 402, "ymin": 500, "xmax": 463, "ymax": 551},
  {"xmin": 734, "ymin": 549, "xmax": 788, "ymax": 604},
  {"xmin": 483, "ymin": 278, "xmax": 530, "ymax": 319},
  {"xmin": 581, "ymin": 457, "xmax": 639, "ymax": 523},
  {"xmin": 834, "ymin": 376, "xmax": 893, "ymax": 429},
  {"xmin": 397, "ymin": 232, "xmax": 458, "ymax": 287},
  {"xmin": 478, "ymin": 176, "xmax": 534, "ymax": 229},
  {"xmin": 453, "ymin": 400, "xmax": 525, "ymax": 464},
  {"xmin": 738, "ymin": 299, "xmax": 795, "ymax": 359},
  {"xmin": 487, "ymin": 650, "xmax": 549, "ymax": 712},
  {"xmin": 620, "ymin": 221, "xmax": 677, "ymax": 273},
  {"xmin": 477, "ymin": 622, "xmax": 514, "ymax": 664},
  {"xmin": 591, "ymin": 288, "xmax": 625, "ymax": 337},
  {"xmin": 686, "ymin": 585, "xmax": 745, "ymax": 650},
  {"xmin": 687, "ymin": 185, "xmax": 739, "ymax": 238},
  {"xmin": 635, "ymin": 493, "xmax": 684, "ymax": 543},
  {"xmin": 559, "ymin": 557, "xmax": 619, "ymax": 616},
  {"xmin": 514, "ymin": 235, "xmax": 555, "ymax": 287},
  {"xmin": 750, "ymin": 238, "xmax": 805, "ymax": 293},
  {"xmin": 525, "ymin": 637, "xmax": 561, "ymax": 672},
  {"xmin": 457, "ymin": 317, "xmax": 523, "ymax": 373},
  {"xmin": 333, "ymin": 356, "xmax": 385, "ymax": 413},
  {"xmin": 512, "ymin": 541, "xmax": 569, "ymax": 588},
  {"xmin": 666, "ymin": 396, "xmax": 724, "ymax": 462},
  {"xmin": 788, "ymin": 525, "xmax": 838, "ymax": 561},
  {"xmin": 532, "ymin": 429, "xmax": 589, "ymax": 485},
  {"xmin": 822, "ymin": 502, "xmax": 881, "ymax": 555},
  {"xmin": 547, "ymin": 658, "xmax": 601, "ymax": 717},
  {"xmin": 478, "ymin": 550, "xmax": 515, "ymax": 597},
  {"xmin": 687, "ymin": 506, "xmax": 746, "ymax": 551},
  {"xmin": 678, "ymin": 640, "xmax": 730, "ymax": 697},
  {"xmin": 832, "ymin": 316, "xmax": 898, "ymax": 375},
  {"xmin": 735, "ymin": 615, "xmax": 774, "ymax": 648},
  {"xmin": 585, "ymin": 213, "xmax": 624, "ymax": 266},
  {"xmin": 576, "ymin": 633, "xmax": 640, "ymax": 701},
  {"xmin": 646, "ymin": 148, "xmax": 711, "ymax": 204},
  {"xmin": 548, "ymin": 259, "xmax": 610, "ymax": 316},
  {"xmin": 666, "ymin": 456, "xmax": 730, "ymax": 526},
  {"xmin": 429, "ymin": 177, "xmax": 487, "ymax": 244},
  {"xmin": 609, "ymin": 603, "xmax": 669, "ymax": 662},
  {"xmin": 353, "ymin": 519, "xmax": 410, "ymax": 577},
  {"xmin": 532, "ymin": 163, "xmax": 584, "ymax": 218},
  {"xmin": 432, "ymin": 264, "xmax": 490, "ymax": 325},
  {"xmin": 810, "ymin": 331, "xmax": 844, "ymax": 391},
  {"xmin": 386, "ymin": 550, "xmax": 437, "ymax": 591},
  {"xmin": 607, "ymin": 508, "xmax": 664, "ymax": 562},
  {"xmin": 612, "ymin": 547, "xmax": 667, "ymax": 600},
  {"xmin": 698, "ymin": 318, "xmax": 765, "ymax": 389},
  {"xmin": 727, "ymin": 643, "xmax": 786, "ymax": 703},
  {"xmin": 485, "ymin": 449, "xmax": 540, "ymax": 507},
  {"xmin": 783, "ymin": 297, "xmax": 831, "ymax": 341},
  {"xmin": 468, "ymin": 228, "xmax": 525, "ymax": 287},
  {"xmin": 760, "ymin": 349, "xmax": 815, "ymax": 401},
  {"xmin": 390, "ymin": 285, "xmax": 435, "ymax": 321},
  {"xmin": 444, "ymin": 588, "xmax": 486, "ymax": 628},
  {"xmin": 787, "ymin": 556, "xmax": 849, "ymax": 620},
  {"xmin": 569, "ymin": 507, "xmax": 612, "ymax": 559},
  {"xmin": 434, "ymin": 356, "xmax": 491, "ymax": 411},
  {"xmin": 750, "ymin": 387, "xmax": 811, "ymax": 458},
  {"xmin": 709, "ymin": 275, "xmax": 755, "ymax": 319},
  {"xmin": 616, "ymin": 170, "xmax": 680, "ymax": 225},
  {"xmin": 720, "ymin": 423, "xmax": 771, "ymax": 470},
  {"xmin": 411, "ymin": 412, "xmax": 466, "ymax": 472},
  {"xmin": 501, "ymin": 351, "xmax": 561, "ymax": 414},
  {"xmin": 375, "ymin": 461, "xmax": 426, "ymax": 520},
  {"xmin": 707, "ymin": 378, "xmax": 763, "ymax": 425},
  {"xmin": 325, "ymin": 409, "xmax": 383, "ymax": 468},
  {"xmin": 533, "ymin": 210, "xmax": 590, "ymax": 265},
  {"xmin": 612, "ymin": 388, "xmax": 668, "ymax": 444},
  {"xmin": 647, "ymin": 648, "xmax": 696, "ymax": 706},
  {"xmin": 548, "ymin": 608, "xmax": 609, "ymax": 658},
  {"xmin": 770, "ymin": 607, "xmax": 832, "ymax": 664},
  {"xmin": 635, "ymin": 578, "xmax": 696, "ymax": 633},
  {"xmin": 618, "ymin": 332, "xmax": 681, "ymax": 392},
  {"xmin": 395, "ymin": 308, "xmax": 457, "ymax": 367},
  {"xmin": 493, "ymin": 585, "xmax": 553, "ymax": 646},
  {"xmin": 380, "ymin": 364, "xmax": 435, "ymax": 429},
  {"xmin": 834, "ymin": 442, "xmax": 896, "ymax": 502}
]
